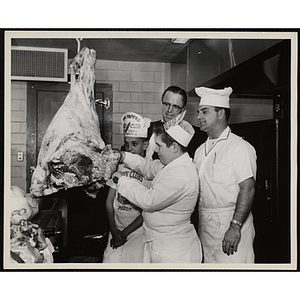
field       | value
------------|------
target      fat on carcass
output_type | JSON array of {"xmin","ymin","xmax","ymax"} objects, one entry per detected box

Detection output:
[{"xmin": 30, "ymin": 47, "xmax": 121, "ymax": 198}]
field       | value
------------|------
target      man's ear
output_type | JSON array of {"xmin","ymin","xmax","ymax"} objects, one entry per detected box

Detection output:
[
  {"xmin": 218, "ymin": 108, "xmax": 226, "ymax": 120},
  {"xmin": 172, "ymin": 142, "xmax": 180, "ymax": 153},
  {"xmin": 143, "ymin": 140, "xmax": 149, "ymax": 151}
]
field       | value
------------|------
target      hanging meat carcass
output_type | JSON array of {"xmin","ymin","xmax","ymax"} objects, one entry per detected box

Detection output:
[{"xmin": 30, "ymin": 47, "xmax": 121, "ymax": 198}]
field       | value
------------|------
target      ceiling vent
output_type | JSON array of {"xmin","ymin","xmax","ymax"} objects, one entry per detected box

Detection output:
[{"xmin": 11, "ymin": 46, "xmax": 68, "ymax": 82}]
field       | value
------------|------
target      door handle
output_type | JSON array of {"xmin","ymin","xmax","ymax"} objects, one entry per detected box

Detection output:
[
  {"xmin": 265, "ymin": 179, "xmax": 272, "ymax": 201},
  {"xmin": 30, "ymin": 166, "xmax": 36, "ymax": 175},
  {"xmin": 95, "ymin": 97, "xmax": 110, "ymax": 109},
  {"xmin": 265, "ymin": 179, "xmax": 269, "ymax": 191}
]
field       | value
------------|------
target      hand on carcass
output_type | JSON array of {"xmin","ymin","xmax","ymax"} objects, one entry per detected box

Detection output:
[
  {"xmin": 83, "ymin": 146, "xmax": 122, "ymax": 197},
  {"xmin": 112, "ymin": 170, "xmax": 126, "ymax": 184}
]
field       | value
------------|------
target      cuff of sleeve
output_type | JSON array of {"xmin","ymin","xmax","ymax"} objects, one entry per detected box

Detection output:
[{"xmin": 117, "ymin": 176, "xmax": 127, "ymax": 186}]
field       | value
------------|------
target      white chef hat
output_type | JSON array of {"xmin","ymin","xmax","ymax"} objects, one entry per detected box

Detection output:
[
  {"xmin": 195, "ymin": 86, "xmax": 233, "ymax": 108},
  {"xmin": 163, "ymin": 110, "xmax": 195, "ymax": 147},
  {"xmin": 122, "ymin": 112, "xmax": 151, "ymax": 138}
]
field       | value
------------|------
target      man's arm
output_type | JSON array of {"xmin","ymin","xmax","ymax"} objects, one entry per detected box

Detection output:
[
  {"xmin": 113, "ymin": 168, "xmax": 187, "ymax": 212},
  {"xmin": 120, "ymin": 152, "xmax": 162, "ymax": 180},
  {"xmin": 222, "ymin": 177, "xmax": 255, "ymax": 255}
]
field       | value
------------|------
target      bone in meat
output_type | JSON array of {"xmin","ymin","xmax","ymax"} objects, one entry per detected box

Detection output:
[{"xmin": 30, "ymin": 47, "xmax": 120, "ymax": 198}]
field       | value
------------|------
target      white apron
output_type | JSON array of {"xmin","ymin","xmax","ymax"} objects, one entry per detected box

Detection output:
[
  {"xmin": 199, "ymin": 207, "xmax": 255, "ymax": 263},
  {"xmin": 103, "ymin": 164, "xmax": 145, "ymax": 263},
  {"xmin": 103, "ymin": 227, "xmax": 144, "ymax": 263},
  {"xmin": 142, "ymin": 225, "xmax": 202, "ymax": 263}
]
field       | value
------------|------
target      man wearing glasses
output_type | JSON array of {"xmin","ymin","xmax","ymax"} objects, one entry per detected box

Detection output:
[{"xmin": 146, "ymin": 86, "xmax": 205, "ymax": 160}]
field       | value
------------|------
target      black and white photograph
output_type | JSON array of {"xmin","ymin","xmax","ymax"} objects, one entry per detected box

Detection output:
[{"xmin": 2, "ymin": 30, "xmax": 298, "ymax": 271}]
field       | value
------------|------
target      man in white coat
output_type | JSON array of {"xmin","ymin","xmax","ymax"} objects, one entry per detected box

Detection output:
[
  {"xmin": 194, "ymin": 86, "xmax": 257, "ymax": 263},
  {"xmin": 113, "ymin": 111, "xmax": 202, "ymax": 263}
]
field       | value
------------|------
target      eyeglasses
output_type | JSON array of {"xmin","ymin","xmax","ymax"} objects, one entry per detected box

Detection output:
[{"xmin": 162, "ymin": 102, "xmax": 185, "ymax": 113}]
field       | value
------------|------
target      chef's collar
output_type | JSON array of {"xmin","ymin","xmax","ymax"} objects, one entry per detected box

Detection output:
[{"xmin": 205, "ymin": 126, "xmax": 231, "ymax": 155}]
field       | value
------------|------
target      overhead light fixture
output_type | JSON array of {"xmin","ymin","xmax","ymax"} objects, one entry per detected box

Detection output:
[{"xmin": 171, "ymin": 38, "xmax": 190, "ymax": 44}]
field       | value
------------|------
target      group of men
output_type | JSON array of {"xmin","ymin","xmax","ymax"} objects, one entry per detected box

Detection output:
[{"xmin": 109, "ymin": 85, "xmax": 257, "ymax": 264}]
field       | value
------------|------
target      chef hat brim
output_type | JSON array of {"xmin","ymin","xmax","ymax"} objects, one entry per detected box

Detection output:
[{"xmin": 165, "ymin": 120, "xmax": 195, "ymax": 147}]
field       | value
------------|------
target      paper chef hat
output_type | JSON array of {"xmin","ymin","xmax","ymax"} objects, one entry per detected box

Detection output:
[
  {"xmin": 163, "ymin": 110, "xmax": 195, "ymax": 147},
  {"xmin": 195, "ymin": 86, "xmax": 233, "ymax": 108},
  {"xmin": 122, "ymin": 112, "xmax": 151, "ymax": 138}
]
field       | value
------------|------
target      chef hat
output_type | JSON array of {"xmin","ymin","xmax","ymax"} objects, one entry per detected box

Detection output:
[
  {"xmin": 195, "ymin": 86, "xmax": 233, "ymax": 108},
  {"xmin": 122, "ymin": 112, "xmax": 151, "ymax": 138},
  {"xmin": 163, "ymin": 110, "xmax": 195, "ymax": 147}
]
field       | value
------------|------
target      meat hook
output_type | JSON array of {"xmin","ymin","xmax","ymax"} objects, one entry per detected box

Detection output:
[{"xmin": 76, "ymin": 38, "xmax": 84, "ymax": 53}]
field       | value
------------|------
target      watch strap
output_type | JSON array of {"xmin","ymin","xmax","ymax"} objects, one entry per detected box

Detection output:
[{"xmin": 231, "ymin": 219, "xmax": 243, "ymax": 227}]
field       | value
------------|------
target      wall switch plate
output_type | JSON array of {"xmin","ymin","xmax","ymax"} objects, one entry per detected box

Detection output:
[{"xmin": 17, "ymin": 152, "xmax": 24, "ymax": 162}]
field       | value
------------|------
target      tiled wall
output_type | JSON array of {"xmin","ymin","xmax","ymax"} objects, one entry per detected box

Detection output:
[
  {"xmin": 95, "ymin": 60, "xmax": 174, "ymax": 149},
  {"xmin": 10, "ymin": 59, "xmax": 273, "ymax": 191},
  {"xmin": 11, "ymin": 81, "xmax": 27, "ymax": 191}
]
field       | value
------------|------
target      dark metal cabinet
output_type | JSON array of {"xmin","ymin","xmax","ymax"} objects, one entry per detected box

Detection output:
[{"xmin": 231, "ymin": 116, "xmax": 291, "ymax": 263}]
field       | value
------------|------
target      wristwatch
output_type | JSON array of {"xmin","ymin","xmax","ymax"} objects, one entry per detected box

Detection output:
[{"xmin": 231, "ymin": 219, "xmax": 243, "ymax": 227}]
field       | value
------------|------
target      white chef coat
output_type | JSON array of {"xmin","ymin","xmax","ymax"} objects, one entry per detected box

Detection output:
[
  {"xmin": 102, "ymin": 164, "xmax": 146, "ymax": 263},
  {"xmin": 194, "ymin": 126, "xmax": 257, "ymax": 263},
  {"xmin": 117, "ymin": 152, "xmax": 202, "ymax": 263}
]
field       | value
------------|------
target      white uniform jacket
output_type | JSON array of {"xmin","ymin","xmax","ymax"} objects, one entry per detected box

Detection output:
[
  {"xmin": 117, "ymin": 152, "xmax": 202, "ymax": 263},
  {"xmin": 194, "ymin": 126, "xmax": 257, "ymax": 263}
]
